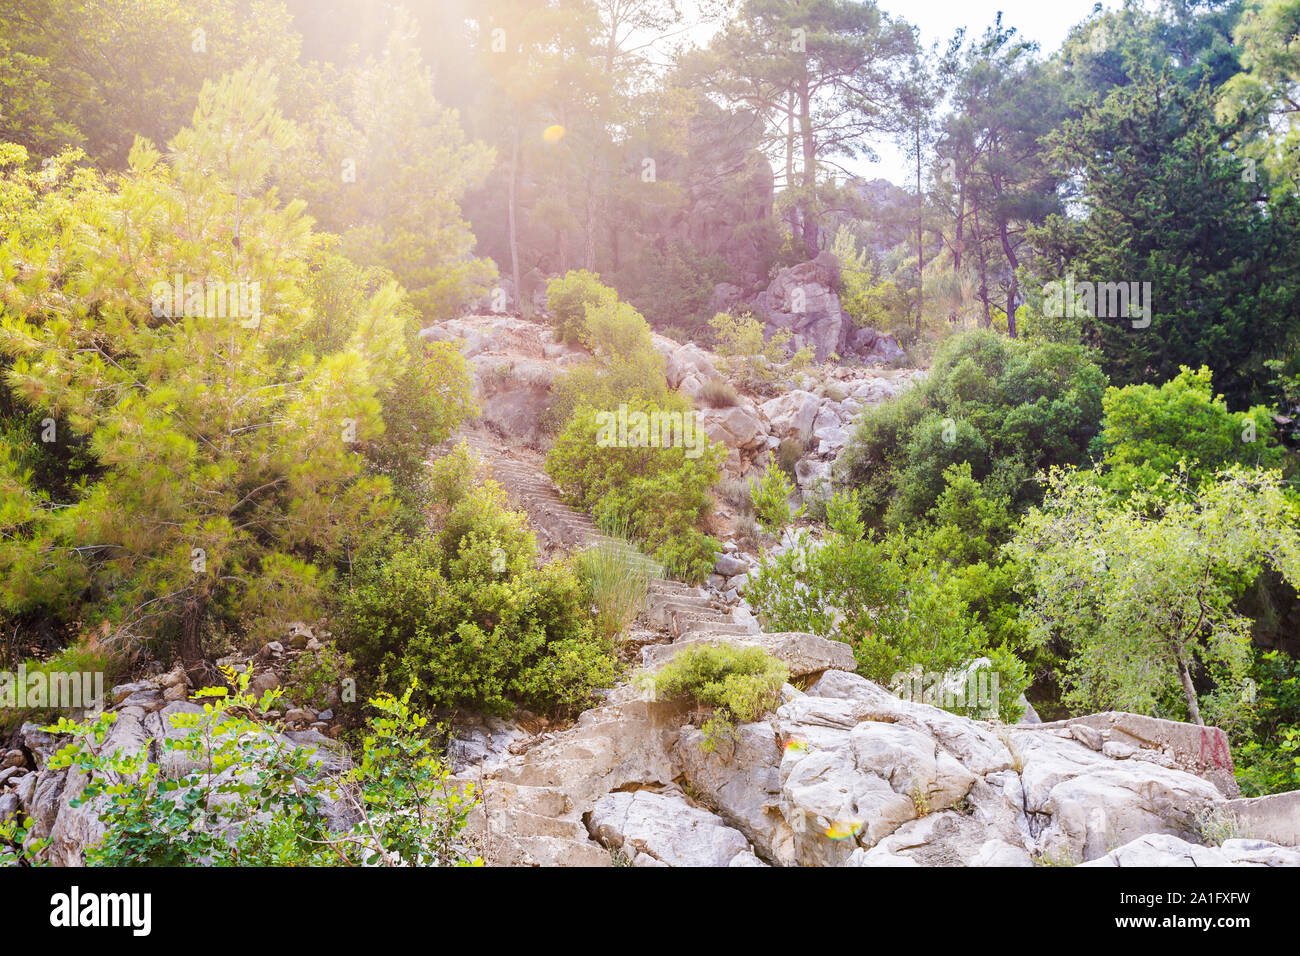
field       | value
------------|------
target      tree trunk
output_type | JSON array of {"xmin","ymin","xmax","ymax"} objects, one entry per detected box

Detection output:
[
  {"xmin": 179, "ymin": 599, "xmax": 208, "ymax": 686},
  {"xmin": 972, "ymin": 204, "xmax": 991, "ymax": 327},
  {"xmin": 583, "ymin": 171, "xmax": 597, "ymax": 271},
  {"xmin": 799, "ymin": 87, "xmax": 819, "ymax": 258},
  {"xmin": 915, "ymin": 122, "xmax": 923, "ymax": 337},
  {"xmin": 507, "ymin": 122, "xmax": 522, "ymax": 309},
  {"xmin": 1176, "ymin": 652, "xmax": 1204, "ymax": 726},
  {"xmin": 1000, "ymin": 221, "xmax": 1019, "ymax": 338}
]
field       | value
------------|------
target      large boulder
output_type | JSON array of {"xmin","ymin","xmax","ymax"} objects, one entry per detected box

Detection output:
[
  {"xmin": 1080, "ymin": 833, "xmax": 1300, "ymax": 867},
  {"xmin": 755, "ymin": 256, "xmax": 848, "ymax": 362},
  {"xmin": 758, "ymin": 390, "xmax": 821, "ymax": 444},
  {"xmin": 845, "ymin": 325, "xmax": 906, "ymax": 365},
  {"xmin": 586, "ymin": 788, "xmax": 764, "ymax": 867}
]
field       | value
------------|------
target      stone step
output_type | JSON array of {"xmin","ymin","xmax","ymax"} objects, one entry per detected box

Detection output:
[{"xmin": 508, "ymin": 835, "xmax": 613, "ymax": 868}]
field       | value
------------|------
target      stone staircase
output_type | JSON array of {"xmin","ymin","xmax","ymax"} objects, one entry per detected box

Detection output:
[{"xmin": 438, "ymin": 428, "xmax": 758, "ymax": 865}]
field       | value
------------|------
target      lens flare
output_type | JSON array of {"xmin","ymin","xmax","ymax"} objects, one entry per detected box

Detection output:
[
  {"xmin": 825, "ymin": 819, "xmax": 865, "ymax": 840},
  {"xmin": 542, "ymin": 124, "xmax": 565, "ymax": 144}
]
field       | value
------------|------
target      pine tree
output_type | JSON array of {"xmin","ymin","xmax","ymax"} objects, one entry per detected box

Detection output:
[{"xmin": 0, "ymin": 64, "xmax": 472, "ymax": 676}]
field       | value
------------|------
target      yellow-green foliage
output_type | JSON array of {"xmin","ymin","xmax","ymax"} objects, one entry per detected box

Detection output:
[
  {"xmin": 0, "ymin": 66, "xmax": 474, "ymax": 659},
  {"xmin": 342, "ymin": 452, "xmax": 616, "ymax": 717},
  {"xmin": 749, "ymin": 459, "xmax": 804, "ymax": 533},
  {"xmin": 646, "ymin": 643, "xmax": 788, "ymax": 751},
  {"xmin": 543, "ymin": 283, "xmax": 722, "ymax": 584},
  {"xmin": 545, "ymin": 269, "xmax": 619, "ymax": 345},
  {"xmin": 546, "ymin": 401, "xmax": 724, "ymax": 583},
  {"xmin": 709, "ymin": 311, "xmax": 812, "ymax": 388}
]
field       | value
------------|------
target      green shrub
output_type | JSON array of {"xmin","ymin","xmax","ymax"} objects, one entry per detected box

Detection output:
[
  {"xmin": 342, "ymin": 520, "xmax": 614, "ymax": 719},
  {"xmin": 746, "ymin": 525, "xmax": 1029, "ymax": 721},
  {"xmin": 644, "ymin": 644, "xmax": 788, "ymax": 752},
  {"xmin": 709, "ymin": 311, "xmax": 812, "ymax": 389},
  {"xmin": 749, "ymin": 460, "xmax": 804, "ymax": 534},
  {"xmin": 1092, "ymin": 366, "xmax": 1286, "ymax": 499},
  {"xmin": 43, "ymin": 670, "xmax": 480, "ymax": 867},
  {"xmin": 1233, "ymin": 650, "xmax": 1300, "ymax": 796},
  {"xmin": 283, "ymin": 643, "xmax": 354, "ymax": 712},
  {"xmin": 0, "ymin": 634, "xmax": 121, "ymax": 736},
  {"xmin": 545, "ymin": 269, "xmax": 618, "ymax": 345},
  {"xmin": 544, "ymin": 296, "xmax": 673, "ymax": 431},
  {"xmin": 546, "ymin": 401, "xmax": 724, "ymax": 583},
  {"xmin": 838, "ymin": 329, "xmax": 1106, "ymax": 529},
  {"xmin": 346, "ymin": 451, "xmax": 615, "ymax": 717},
  {"xmin": 652, "ymin": 527, "xmax": 721, "ymax": 586},
  {"xmin": 776, "ymin": 437, "xmax": 804, "ymax": 478}
]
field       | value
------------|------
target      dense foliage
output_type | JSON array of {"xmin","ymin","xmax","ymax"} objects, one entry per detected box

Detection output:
[
  {"xmin": 837, "ymin": 329, "xmax": 1107, "ymax": 528},
  {"xmin": 341, "ymin": 448, "xmax": 615, "ymax": 717}
]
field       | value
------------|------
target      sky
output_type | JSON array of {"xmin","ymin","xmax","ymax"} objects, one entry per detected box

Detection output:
[{"xmin": 863, "ymin": 0, "xmax": 1120, "ymax": 184}]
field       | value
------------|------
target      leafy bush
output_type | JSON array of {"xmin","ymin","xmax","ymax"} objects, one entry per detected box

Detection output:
[
  {"xmin": 652, "ymin": 527, "xmax": 722, "ymax": 586},
  {"xmin": 1092, "ymin": 366, "xmax": 1286, "ymax": 499},
  {"xmin": 709, "ymin": 311, "xmax": 812, "ymax": 389},
  {"xmin": 43, "ymin": 669, "xmax": 480, "ymax": 866},
  {"xmin": 341, "ymin": 467, "xmax": 616, "ymax": 717},
  {"xmin": 746, "ymin": 515, "xmax": 1029, "ymax": 722},
  {"xmin": 544, "ymin": 296, "xmax": 674, "ymax": 431},
  {"xmin": 838, "ymin": 329, "xmax": 1107, "ymax": 529},
  {"xmin": 45, "ymin": 665, "xmax": 330, "ymax": 866},
  {"xmin": 283, "ymin": 643, "xmax": 354, "ymax": 712},
  {"xmin": 749, "ymin": 460, "xmax": 804, "ymax": 533},
  {"xmin": 545, "ymin": 269, "xmax": 618, "ymax": 345},
  {"xmin": 1232, "ymin": 650, "xmax": 1300, "ymax": 797},
  {"xmin": 644, "ymin": 644, "xmax": 788, "ymax": 752},
  {"xmin": 546, "ymin": 401, "xmax": 724, "ymax": 583}
]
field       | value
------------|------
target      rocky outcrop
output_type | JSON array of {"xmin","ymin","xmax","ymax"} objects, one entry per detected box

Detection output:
[
  {"xmin": 754, "ymin": 256, "xmax": 846, "ymax": 362},
  {"xmin": 587, "ymin": 788, "xmax": 764, "ymax": 867},
  {"xmin": 750, "ymin": 255, "xmax": 906, "ymax": 365},
  {"xmin": 460, "ymin": 625, "xmax": 1299, "ymax": 867},
  {"xmin": 1081, "ymin": 833, "xmax": 1300, "ymax": 867}
]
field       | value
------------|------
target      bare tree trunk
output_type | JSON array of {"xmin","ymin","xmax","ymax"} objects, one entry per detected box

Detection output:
[
  {"xmin": 915, "ymin": 122, "xmax": 923, "ymax": 337},
  {"xmin": 1000, "ymin": 221, "xmax": 1019, "ymax": 338},
  {"xmin": 179, "ymin": 599, "xmax": 208, "ymax": 686},
  {"xmin": 799, "ymin": 87, "xmax": 819, "ymax": 258},
  {"xmin": 507, "ymin": 122, "xmax": 522, "ymax": 308},
  {"xmin": 583, "ymin": 172, "xmax": 597, "ymax": 271},
  {"xmin": 1176, "ymin": 653, "xmax": 1204, "ymax": 726},
  {"xmin": 972, "ymin": 204, "xmax": 991, "ymax": 327}
]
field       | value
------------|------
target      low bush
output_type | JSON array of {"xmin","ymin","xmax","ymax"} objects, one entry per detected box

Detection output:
[
  {"xmin": 283, "ymin": 643, "xmax": 354, "ymax": 712},
  {"xmin": 38, "ymin": 671, "xmax": 480, "ymax": 867},
  {"xmin": 746, "ymin": 513, "xmax": 1029, "ymax": 721},
  {"xmin": 644, "ymin": 643, "xmax": 788, "ymax": 752},
  {"xmin": 709, "ymin": 311, "xmax": 812, "ymax": 389},
  {"xmin": 749, "ymin": 460, "xmax": 804, "ymax": 534},
  {"xmin": 545, "ymin": 269, "xmax": 618, "ymax": 345},
  {"xmin": 342, "ymin": 458, "xmax": 616, "ymax": 717},
  {"xmin": 698, "ymin": 379, "xmax": 741, "ymax": 408},
  {"xmin": 547, "ymin": 401, "xmax": 725, "ymax": 584}
]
